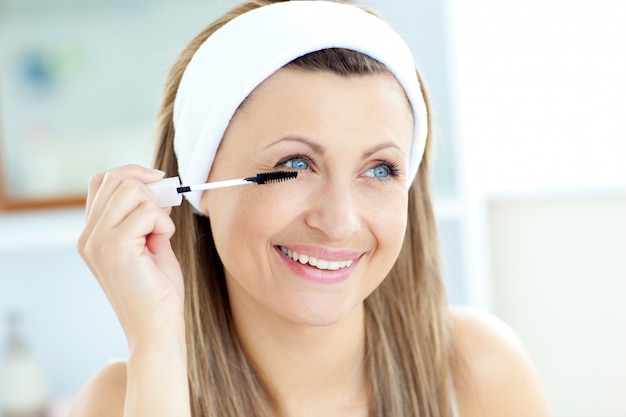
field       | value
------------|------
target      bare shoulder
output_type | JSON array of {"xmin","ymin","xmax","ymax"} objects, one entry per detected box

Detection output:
[
  {"xmin": 449, "ymin": 306, "xmax": 551, "ymax": 417},
  {"xmin": 69, "ymin": 360, "xmax": 127, "ymax": 417}
]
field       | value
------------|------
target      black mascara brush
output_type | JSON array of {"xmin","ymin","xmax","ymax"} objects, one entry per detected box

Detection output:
[{"xmin": 147, "ymin": 171, "xmax": 298, "ymax": 207}]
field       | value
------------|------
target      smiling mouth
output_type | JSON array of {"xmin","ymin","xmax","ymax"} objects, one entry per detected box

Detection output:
[{"xmin": 278, "ymin": 246, "xmax": 354, "ymax": 271}]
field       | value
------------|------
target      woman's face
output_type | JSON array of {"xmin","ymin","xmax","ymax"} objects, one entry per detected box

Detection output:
[{"xmin": 201, "ymin": 67, "xmax": 414, "ymax": 327}]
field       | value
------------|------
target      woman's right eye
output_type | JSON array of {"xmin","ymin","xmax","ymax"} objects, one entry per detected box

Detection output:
[{"xmin": 282, "ymin": 157, "xmax": 310, "ymax": 170}]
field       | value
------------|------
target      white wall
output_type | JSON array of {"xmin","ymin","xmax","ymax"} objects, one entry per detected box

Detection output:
[
  {"xmin": 490, "ymin": 195, "xmax": 626, "ymax": 417},
  {"xmin": 0, "ymin": 210, "xmax": 130, "ymax": 417},
  {"xmin": 452, "ymin": 0, "xmax": 626, "ymax": 415},
  {"xmin": 453, "ymin": 0, "xmax": 626, "ymax": 194}
]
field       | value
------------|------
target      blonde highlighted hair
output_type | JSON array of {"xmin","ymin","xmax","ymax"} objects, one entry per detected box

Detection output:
[{"xmin": 153, "ymin": 1, "xmax": 452, "ymax": 415}]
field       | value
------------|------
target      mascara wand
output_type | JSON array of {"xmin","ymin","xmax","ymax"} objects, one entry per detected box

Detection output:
[{"xmin": 147, "ymin": 171, "xmax": 298, "ymax": 207}]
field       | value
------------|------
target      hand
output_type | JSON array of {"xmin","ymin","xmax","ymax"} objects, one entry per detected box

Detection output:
[{"xmin": 77, "ymin": 165, "xmax": 185, "ymax": 348}]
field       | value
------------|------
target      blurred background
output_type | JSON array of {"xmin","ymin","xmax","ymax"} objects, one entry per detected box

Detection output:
[{"xmin": 0, "ymin": 0, "xmax": 624, "ymax": 416}]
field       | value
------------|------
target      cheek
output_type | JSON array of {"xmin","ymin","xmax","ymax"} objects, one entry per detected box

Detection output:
[
  {"xmin": 367, "ymin": 192, "xmax": 408, "ymax": 259},
  {"xmin": 203, "ymin": 186, "xmax": 298, "ymax": 265}
]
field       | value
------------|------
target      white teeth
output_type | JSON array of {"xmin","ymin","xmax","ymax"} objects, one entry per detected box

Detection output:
[
  {"xmin": 327, "ymin": 261, "xmax": 341, "ymax": 271},
  {"xmin": 279, "ymin": 246, "xmax": 354, "ymax": 270}
]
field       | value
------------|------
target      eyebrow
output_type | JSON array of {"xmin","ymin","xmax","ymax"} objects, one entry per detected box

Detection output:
[
  {"xmin": 361, "ymin": 142, "xmax": 406, "ymax": 159},
  {"xmin": 265, "ymin": 135, "xmax": 406, "ymax": 159},
  {"xmin": 265, "ymin": 136, "xmax": 325, "ymax": 155}
]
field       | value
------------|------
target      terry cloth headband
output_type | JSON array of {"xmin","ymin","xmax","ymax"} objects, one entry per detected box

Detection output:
[{"xmin": 173, "ymin": 0, "xmax": 428, "ymax": 213}]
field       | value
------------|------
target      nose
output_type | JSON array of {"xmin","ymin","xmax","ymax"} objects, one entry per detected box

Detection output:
[{"xmin": 304, "ymin": 179, "xmax": 362, "ymax": 242}]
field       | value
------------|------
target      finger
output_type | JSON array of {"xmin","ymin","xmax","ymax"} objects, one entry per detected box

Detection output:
[
  {"xmin": 85, "ymin": 172, "xmax": 105, "ymax": 216},
  {"xmin": 95, "ymin": 180, "xmax": 160, "ymax": 239},
  {"xmin": 85, "ymin": 166, "xmax": 165, "ymax": 233},
  {"xmin": 80, "ymin": 173, "xmax": 163, "ymax": 259},
  {"xmin": 79, "ymin": 187, "xmax": 149, "ymax": 273},
  {"xmin": 148, "ymin": 206, "xmax": 175, "ymax": 253},
  {"xmin": 112, "ymin": 199, "xmax": 175, "ymax": 256},
  {"xmin": 81, "ymin": 197, "xmax": 170, "ymax": 277},
  {"xmin": 146, "ymin": 220, "xmax": 176, "ymax": 255}
]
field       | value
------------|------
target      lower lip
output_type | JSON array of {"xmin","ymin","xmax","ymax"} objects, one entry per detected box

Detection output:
[{"xmin": 275, "ymin": 247, "xmax": 360, "ymax": 284}]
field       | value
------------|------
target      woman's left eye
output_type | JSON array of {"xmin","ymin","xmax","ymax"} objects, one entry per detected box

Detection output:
[
  {"xmin": 368, "ymin": 165, "xmax": 390, "ymax": 178},
  {"xmin": 364, "ymin": 162, "xmax": 398, "ymax": 179}
]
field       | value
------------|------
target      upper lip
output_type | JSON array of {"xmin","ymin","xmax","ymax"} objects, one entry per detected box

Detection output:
[{"xmin": 276, "ymin": 244, "xmax": 363, "ymax": 262}]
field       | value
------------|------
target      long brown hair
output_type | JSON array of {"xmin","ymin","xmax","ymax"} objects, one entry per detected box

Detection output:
[{"xmin": 153, "ymin": 1, "xmax": 452, "ymax": 415}]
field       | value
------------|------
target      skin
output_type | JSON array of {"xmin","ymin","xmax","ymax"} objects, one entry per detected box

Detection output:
[{"xmin": 71, "ymin": 69, "xmax": 551, "ymax": 417}]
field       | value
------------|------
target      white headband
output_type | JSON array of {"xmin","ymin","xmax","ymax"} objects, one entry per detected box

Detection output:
[{"xmin": 173, "ymin": 0, "xmax": 428, "ymax": 212}]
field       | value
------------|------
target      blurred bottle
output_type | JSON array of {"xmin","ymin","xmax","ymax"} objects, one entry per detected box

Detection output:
[{"xmin": 0, "ymin": 312, "xmax": 49, "ymax": 417}]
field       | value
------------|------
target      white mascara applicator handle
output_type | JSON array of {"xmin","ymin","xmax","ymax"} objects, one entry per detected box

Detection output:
[
  {"xmin": 146, "ymin": 177, "xmax": 184, "ymax": 208},
  {"xmin": 146, "ymin": 171, "xmax": 297, "ymax": 208}
]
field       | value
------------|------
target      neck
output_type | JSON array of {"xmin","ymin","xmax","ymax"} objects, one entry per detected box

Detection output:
[{"xmin": 230, "ymin": 290, "xmax": 369, "ymax": 417}]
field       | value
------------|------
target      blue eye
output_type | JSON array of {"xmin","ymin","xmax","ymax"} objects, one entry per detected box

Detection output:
[
  {"xmin": 368, "ymin": 165, "xmax": 390, "ymax": 178},
  {"xmin": 364, "ymin": 161, "xmax": 400, "ymax": 181},
  {"xmin": 284, "ymin": 157, "xmax": 310, "ymax": 170}
]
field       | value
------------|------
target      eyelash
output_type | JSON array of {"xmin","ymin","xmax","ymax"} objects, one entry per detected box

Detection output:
[
  {"xmin": 370, "ymin": 160, "xmax": 401, "ymax": 182},
  {"xmin": 274, "ymin": 153, "xmax": 315, "ymax": 171},
  {"xmin": 274, "ymin": 154, "xmax": 401, "ymax": 182}
]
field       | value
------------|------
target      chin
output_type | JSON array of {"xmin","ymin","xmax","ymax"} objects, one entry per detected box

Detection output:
[{"xmin": 283, "ymin": 297, "xmax": 364, "ymax": 328}]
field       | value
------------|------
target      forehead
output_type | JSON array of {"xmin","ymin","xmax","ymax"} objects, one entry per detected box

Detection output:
[
  {"xmin": 237, "ymin": 67, "xmax": 413, "ymax": 126},
  {"xmin": 217, "ymin": 67, "xmax": 414, "ymax": 160}
]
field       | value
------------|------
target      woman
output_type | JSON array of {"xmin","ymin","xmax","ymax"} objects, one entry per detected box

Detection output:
[{"xmin": 71, "ymin": 1, "xmax": 550, "ymax": 416}]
